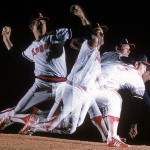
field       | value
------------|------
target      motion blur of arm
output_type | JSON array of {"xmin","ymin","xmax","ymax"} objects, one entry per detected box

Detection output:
[
  {"xmin": 70, "ymin": 4, "xmax": 97, "ymax": 50},
  {"xmin": 142, "ymin": 70, "xmax": 150, "ymax": 107},
  {"xmin": 128, "ymin": 97, "xmax": 142, "ymax": 139},
  {"xmin": 2, "ymin": 26, "xmax": 25, "ymax": 63},
  {"xmin": 129, "ymin": 70, "xmax": 150, "ymax": 139},
  {"xmin": 142, "ymin": 70, "xmax": 150, "ymax": 83}
]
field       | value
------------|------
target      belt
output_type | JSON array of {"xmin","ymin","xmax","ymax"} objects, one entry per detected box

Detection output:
[{"xmin": 36, "ymin": 75, "xmax": 67, "ymax": 82}]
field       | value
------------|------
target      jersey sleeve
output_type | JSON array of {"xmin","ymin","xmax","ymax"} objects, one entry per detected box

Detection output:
[
  {"xmin": 131, "ymin": 77, "xmax": 145, "ymax": 99},
  {"xmin": 22, "ymin": 46, "xmax": 34, "ymax": 62},
  {"xmin": 122, "ymin": 73, "xmax": 145, "ymax": 99},
  {"xmin": 55, "ymin": 28, "xmax": 72, "ymax": 42},
  {"xmin": 8, "ymin": 46, "xmax": 26, "ymax": 63},
  {"xmin": 69, "ymin": 40, "xmax": 101, "ymax": 90},
  {"xmin": 101, "ymin": 51, "xmax": 119, "ymax": 63}
]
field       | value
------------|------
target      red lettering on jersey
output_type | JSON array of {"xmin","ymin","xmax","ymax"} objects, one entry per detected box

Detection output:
[
  {"xmin": 39, "ymin": 45, "xmax": 44, "ymax": 52},
  {"xmin": 116, "ymin": 63, "xmax": 135, "ymax": 71},
  {"xmin": 32, "ymin": 49, "xmax": 36, "ymax": 56},
  {"xmin": 95, "ymin": 54, "xmax": 100, "ymax": 61},
  {"xmin": 35, "ymin": 47, "xmax": 39, "ymax": 53},
  {"xmin": 32, "ymin": 43, "xmax": 51, "ymax": 56},
  {"xmin": 117, "ymin": 64, "xmax": 129, "ymax": 71}
]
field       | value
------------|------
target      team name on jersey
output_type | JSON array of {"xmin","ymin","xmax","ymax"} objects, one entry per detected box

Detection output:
[
  {"xmin": 95, "ymin": 53, "xmax": 100, "ymax": 61},
  {"xmin": 116, "ymin": 63, "xmax": 134, "ymax": 71},
  {"xmin": 32, "ymin": 43, "xmax": 51, "ymax": 56}
]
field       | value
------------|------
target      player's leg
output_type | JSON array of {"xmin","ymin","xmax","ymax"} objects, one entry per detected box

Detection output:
[
  {"xmin": 88, "ymin": 90, "xmax": 108, "ymax": 142},
  {"xmin": 76, "ymin": 91, "xmax": 94, "ymax": 127},
  {"xmin": 105, "ymin": 91, "xmax": 130, "ymax": 147},
  {"xmin": 46, "ymin": 82, "xmax": 66, "ymax": 120},
  {"xmin": 14, "ymin": 83, "xmax": 53, "ymax": 114},
  {"xmin": 0, "ymin": 107, "xmax": 16, "ymax": 130},
  {"xmin": 66, "ymin": 85, "xmax": 100, "ymax": 134},
  {"xmin": 22, "ymin": 81, "xmax": 67, "ymax": 132},
  {"xmin": 29, "ymin": 84, "xmax": 88, "ymax": 134},
  {"xmin": 0, "ymin": 81, "xmax": 52, "ymax": 131},
  {"xmin": 0, "ymin": 107, "xmax": 15, "ymax": 121},
  {"xmin": 29, "ymin": 83, "xmax": 74, "ymax": 134}
]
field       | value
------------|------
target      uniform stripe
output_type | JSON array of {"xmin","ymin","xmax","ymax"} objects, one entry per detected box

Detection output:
[{"xmin": 36, "ymin": 75, "xmax": 66, "ymax": 82}]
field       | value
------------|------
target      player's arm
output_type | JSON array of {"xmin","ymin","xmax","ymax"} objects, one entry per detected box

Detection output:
[
  {"xmin": 141, "ymin": 70, "xmax": 150, "ymax": 107},
  {"xmin": 69, "ymin": 4, "xmax": 94, "ymax": 50},
  {"xmin": 129, "ymin": 71, "xmax": 150, "ymax": 138},
  {"xmin": 70, "ymin": 4, "xmax": 97, "ymax": 41},
  {"xmin": 70, "ymin": 4, "xmax": 91, "ymax": 26},
  {"xmin": 142, "ymin": 70, "xmax": 150, "ymax": 83},
  {"xmin": 1, "ymin": 26, "xmax": 26, "ymax": 63},
  {"xmin": 128, "ymin": 96, "xmax": 142, "ymax": 139},
  {"xmin": 143, "ymin": 91, "xmax": 150, "ymax": 108},
  {"xmin": 70, "ymin": 5, "xmax": 102, "ymax": 49}
]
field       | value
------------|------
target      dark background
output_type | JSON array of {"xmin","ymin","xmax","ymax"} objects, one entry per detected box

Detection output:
[{"xmin": 1, "ymin": 0, "xmax": 150, "ymax": 144}]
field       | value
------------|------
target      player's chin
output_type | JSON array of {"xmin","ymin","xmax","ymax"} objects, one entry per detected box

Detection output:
[
  {"xmin": 98, "ymin": 41, "xmax": 104, "ymax": 47},
  {"xmin": 41, "ymin": 30, "xmax": 46, "ymax": 35},
  {"xmin": 38, "ymin": 28, "xmax": 46, "ymax": 35}
]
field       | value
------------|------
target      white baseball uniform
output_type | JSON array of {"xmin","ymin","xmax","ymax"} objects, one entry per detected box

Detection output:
[
  {"xmin": 89, "ymin": 61, "xmax": 145, "ymax": 117},
  {"xmin": 88, "ymin": 61, "xmax": 145, "ymax": 141},
  {"xmin": 32, "ymin": 39, "xmax": 102, "ymax": 134},
  {"xmin": 2, "ymin": 28, "xmax": 72, "ymax": 122}
]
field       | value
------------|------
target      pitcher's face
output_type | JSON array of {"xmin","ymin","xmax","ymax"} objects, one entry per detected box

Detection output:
[
  {"xmin": 120, "ymin": 44, "xmax": 131, "ymax": 57},
  {"xmin": 137, "ymin": 63, "xmax": 147, "ymax": 76}
]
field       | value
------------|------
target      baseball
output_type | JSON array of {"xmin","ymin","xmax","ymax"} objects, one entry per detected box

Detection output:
[{"xmin": 2, "ymin": 26, "xmax": 11, "ymax": 33}]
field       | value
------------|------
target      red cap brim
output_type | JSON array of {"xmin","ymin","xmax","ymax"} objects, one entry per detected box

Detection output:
[
  {"xmin": 142, "ymin": 61, "xmax": 150, "ymax": 67},
  {"xmin": 32, "ymin": 17, "xmax": 49, "ymax": 23}
]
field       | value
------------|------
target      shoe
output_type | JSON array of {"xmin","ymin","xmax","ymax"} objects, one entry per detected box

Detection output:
[
  {"xmin": 18, "ymin": 114, "xmax": 37, "ymax": 135},
  {"xmin": 30, "ymin": 119, "xmax": 52, "ymax": 134},
  {"xmin": 102, "ymin": 137, "xmax": 126, "ymax": 143},
  {"xmin": 30, "ymin": 123, "xmax": 49, "ymax": 133},
  {"xmin": 0, "ymin": 110, "xmax": 13, "ymax": 130},
  {"xmin": 29, "ymin": 117, "xmax": 60, "ymax": 134},
  {"xmin": 107, "ymin": 137, "xmax": 130, "ymax": 147},
  {"xmin": 51, "ymin": 124, "xmax": 72, "ymax": 134}
]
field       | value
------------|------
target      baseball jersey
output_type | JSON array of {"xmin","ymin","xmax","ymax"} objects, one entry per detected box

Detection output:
[
  {"xmin": 96, "ymin": 61, "xmax": 145, "ymax": 98},
  {"xmin": 48, "ymin": 40, "xmax": 102, "ymax": 133},
  {"xmin": 67, "ymin": 40, "xmax": 101, "ymax": 91},
  {"xmin": 101, "ymin": 51, "xmax": 126, "ymax": 63},
  {"xmin": 22, "ymin": 28, "xmax": 72, "ymax": 77}
]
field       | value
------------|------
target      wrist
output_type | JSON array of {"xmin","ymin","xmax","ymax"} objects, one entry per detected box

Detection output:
[{"xmin": 4, "ymin": 39, "xmax": 13, "ymax": 50}]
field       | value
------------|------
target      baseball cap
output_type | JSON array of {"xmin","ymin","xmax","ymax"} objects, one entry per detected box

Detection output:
[
  {"xmin": 113, "ymin": 38, "xmax": 135, "ymax": 50},
  {"xmin": 131, "ymin": 53, "xmax": 150, "ymax": 68},
  {"xmin": 93, "ymin": 24, "xmax": 108, "ymax": 33},
  {"xmin": 29, "ymin": 12, "xmax": 49, "ymax": 25}
]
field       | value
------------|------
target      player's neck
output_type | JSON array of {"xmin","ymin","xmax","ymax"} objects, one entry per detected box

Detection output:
[{"xmin": 34, "ymin": 33, "xmax": 44, "ymax": 41}]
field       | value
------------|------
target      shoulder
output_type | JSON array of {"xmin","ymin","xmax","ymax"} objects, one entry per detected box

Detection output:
[
  {"xmin": 56, "ymin": 28, "xmax": 71, "ymax": 32},
  {"xmin": 101, "ymin": 51, "xmax": 119, "ymax": 63},
  {"xmin": 101, "ymin": 51, "xmax": 116, "ymax": 56}
]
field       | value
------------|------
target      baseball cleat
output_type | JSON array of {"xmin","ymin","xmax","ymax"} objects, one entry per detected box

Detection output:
[
  {"xmin": 29, "ymin": 120, "xmax": 52, "ymax": 133},
  {"xmin": 102, "ymin": 138, "xmax": 126, "ymax": 143},
  {"xmin": 107, "ymin": 137, "xmax": 130, "ymax": 147},
  {"xmin": 18, "ymin": 114, "xmax": 37, "ymax": 135},
  {"xmin": 29, "ymin": 123, "xmax": 71, "ymax": 134},
  {"xmin": 0, "ymin": 110, "xmax": 14, "ymax": 130},
  {"xmin": 29, "ymin": 125, "xmax": 49, "ymax": 133}
]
